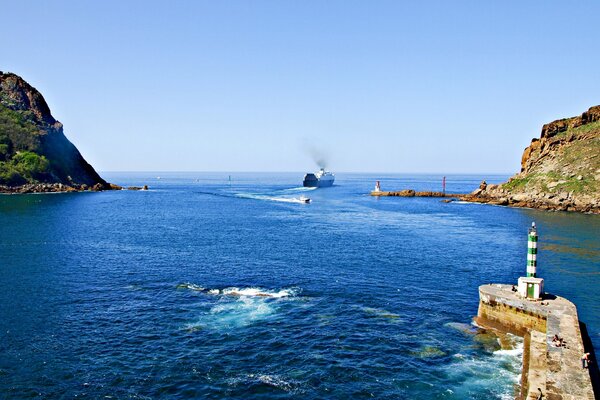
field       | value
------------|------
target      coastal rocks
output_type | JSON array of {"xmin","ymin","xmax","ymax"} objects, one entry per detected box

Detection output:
[
  {"xmin": 460, "ymin": 184, "xmax": 600, "ymax": 214},
  {"xmin": 0, "ymin": 182, "xmax": 151, "ymax": 194},
  {"xmin": 0, "ymin": 182, "xmax": 124, "ymax": 194}
]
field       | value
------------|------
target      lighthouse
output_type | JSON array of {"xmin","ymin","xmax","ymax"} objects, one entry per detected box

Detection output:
[
  {"xmin": 517, "ymin": 222, "xmax": 544, "ymax": 300},
  {"xmin": 526, "ymin": 222, "xmax": 538, "ymax": 277}
]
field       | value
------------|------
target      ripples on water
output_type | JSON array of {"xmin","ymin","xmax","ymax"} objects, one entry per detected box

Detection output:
[{"xmin": 0, "ymin": 172, "xmax": 598, "ymax": 399}]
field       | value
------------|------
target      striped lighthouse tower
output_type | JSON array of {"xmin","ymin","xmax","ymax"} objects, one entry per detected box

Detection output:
[
  {"xmin": 527, "ymin": 222, "xmax": 538, "ymax": 277},
  {"xmin": 518, "ymin": 221, "xmax": 544, "ymax": 299}
]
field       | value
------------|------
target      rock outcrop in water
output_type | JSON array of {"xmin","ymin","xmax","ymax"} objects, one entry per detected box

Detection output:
[
  {"xmin": 0, "ymin": 71, "xmax": 116, "ymax": 193},
  {"xmin": 462, "ymin": 106, "xmax": 600, "ymax": 214}
]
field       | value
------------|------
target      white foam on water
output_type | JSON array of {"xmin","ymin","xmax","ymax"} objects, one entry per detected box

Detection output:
[
  {"xmin": 185, "ymin": 296, "xmax": 274, "ymax": 330},
  {"xmin": 227, "ymin": 373, "xmax": 301, "ymax": 393},
  {"xmin": 443, "ymin": 335, "xmax": 523, "ymax": 399},
  {"xmin": 282, "ymin": 186, "xmax": 317, "ymax": 192},
  {"xmin": 184, "ymin": 286, "xmax": 299, "ymax": 330},
  {"xmin": 493, "ymin": 347, "xmax": 523, "ymax": 357},
  {"xmin": 221, "ymin": 287, "xmax": 297, "ymax": 298},
  {"xmin": 234, "ymin": 192, "xmax": 311, "ymax": 204}
]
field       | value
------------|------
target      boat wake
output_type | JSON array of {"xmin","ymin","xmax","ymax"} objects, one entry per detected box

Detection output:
[
  {"xmin": 282, "ymin": 186, "xmax": 317, "ymax": 193},
  {"xmin": 234, "ymin": 193, "xmax": 311, "ymax": 204},
  {"xmin": 197, "ymin": 185, "xmax": 315, "ymax": 204}
]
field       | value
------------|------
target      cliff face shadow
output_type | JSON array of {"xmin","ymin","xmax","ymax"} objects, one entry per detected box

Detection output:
[{"xmin": 579, "ymin": 321, "xmax": 600, "ymax": 398}]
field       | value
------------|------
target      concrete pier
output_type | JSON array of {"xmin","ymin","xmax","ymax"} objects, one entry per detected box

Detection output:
[{"xmin": 476, "ymin": 284, "xmax": 595, "ymax": 399}]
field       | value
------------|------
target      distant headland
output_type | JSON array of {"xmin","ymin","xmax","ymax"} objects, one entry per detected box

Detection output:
[
  {"xmin": 372, "ymin": 106, "xmax": 600, "ymax": 214},
  {"xmin": 0, "ymin": 72, "xmax": 119, "ymax": 193},
  {"xmin": 463, "ymin": 105, "xmax": 600, "ymax": 214}
]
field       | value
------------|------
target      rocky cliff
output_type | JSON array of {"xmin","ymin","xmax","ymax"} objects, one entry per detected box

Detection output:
[
  {"xmin": 463, "ymin": 106, "xmax": 600, "ymax": 213},
  {"xmin": 0, "ymin": 71, "xmax": 112, "ymax": 192}
]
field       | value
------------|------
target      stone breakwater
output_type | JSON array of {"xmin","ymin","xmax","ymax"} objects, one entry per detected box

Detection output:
[
  {"xmin": 0, "ymin": 183, "xmax": 148, "ymax": 194},
  {"xmin": 460, "ymin": 181, "xmax": 600, "ymax": 214},
  {"xmin": 370, "ymin": 190, "xmax": 453, "ymax": 197},
  {"xmin": 475, "ymin": 284, "xmax": 596, "ymax": 400}
]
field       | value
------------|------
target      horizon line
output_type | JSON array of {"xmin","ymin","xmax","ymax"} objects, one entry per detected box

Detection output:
[{"xmin": 99, "ymin": 170, "xmax": 514, "ymax": 176}]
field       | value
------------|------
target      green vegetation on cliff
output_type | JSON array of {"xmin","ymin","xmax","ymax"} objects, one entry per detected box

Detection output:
[
  {"xmin": 0, "ymin": 151, "xmax": 50, "ymax": 186},
  {"xmin": 0, "ymin": 105, "xmax": 50, "ymax": 185}
]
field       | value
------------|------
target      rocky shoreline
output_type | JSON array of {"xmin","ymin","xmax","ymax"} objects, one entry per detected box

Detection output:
[
  {"xmin": 0, "ymin": 183, "xmax": 148, "ymax": 194},
  {"xmin": 370, "ymin": 180, "xmax": 600, "ymax": 214},
  {"xmin": 459, "ymin": 181, "xmax": 600, "ymax": 214}
]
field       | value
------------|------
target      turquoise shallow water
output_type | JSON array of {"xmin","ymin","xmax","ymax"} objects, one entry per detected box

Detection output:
[{"xmin": 0, "ymin": 172, "xmax": 598, "ymax": 399}]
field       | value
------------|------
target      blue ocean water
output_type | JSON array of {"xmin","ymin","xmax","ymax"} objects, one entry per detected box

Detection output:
[{"xmin": 0, "ymin": 172, "xmax": 598, "ymax": 399}]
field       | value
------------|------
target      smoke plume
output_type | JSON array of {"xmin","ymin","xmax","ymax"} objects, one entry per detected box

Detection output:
[{"xmin": 302, "ymin": 141, "xmax": 329, "ymax": 169}]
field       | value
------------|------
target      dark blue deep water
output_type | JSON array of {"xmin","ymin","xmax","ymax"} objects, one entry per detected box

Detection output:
[{"xmin": 1, "ymin": 173, "xmax": 599, "ymax": 399}]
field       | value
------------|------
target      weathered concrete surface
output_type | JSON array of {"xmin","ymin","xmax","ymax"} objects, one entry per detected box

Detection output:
[
  {"xmin": 528, "ymin": 330, "xmax": 547, "ymax": 399},
  {"xmin": 477, "ymin": 284, "xmax": 594, "ymax": 399}
]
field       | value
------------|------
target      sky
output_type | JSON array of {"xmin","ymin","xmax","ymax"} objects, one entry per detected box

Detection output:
[{"xmin": 2, "ymin": 1, "xmax": 599, "ymax": 173}]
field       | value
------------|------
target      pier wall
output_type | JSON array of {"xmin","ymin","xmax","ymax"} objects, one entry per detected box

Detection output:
[
  {"xmin": 477, "ymin": 295, "xmax": 547, "ymax": 336},
  {"xmin": 477, "ymin": 284, "xmax": 594, "ymax": 400}
]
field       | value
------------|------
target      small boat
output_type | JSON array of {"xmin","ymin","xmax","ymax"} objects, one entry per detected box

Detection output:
[{"xmin": 299, "ymin": 195, "xmax": 311, "ymax": 204}]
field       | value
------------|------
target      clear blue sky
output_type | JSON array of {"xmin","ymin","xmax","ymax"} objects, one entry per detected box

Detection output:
[{"xmin": 2, "ymin": 1, "xmax": 599, "ymax": 173}]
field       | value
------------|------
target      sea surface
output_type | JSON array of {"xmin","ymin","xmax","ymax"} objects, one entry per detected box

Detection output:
[{"xmin": 1, "ymin": 172, "xmax": 598, "ymax": 399}]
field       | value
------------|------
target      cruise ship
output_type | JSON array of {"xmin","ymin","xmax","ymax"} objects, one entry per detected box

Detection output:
[{"xmin": 303, "ymin": 168, "xmax": 335, "ymax": 188}]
